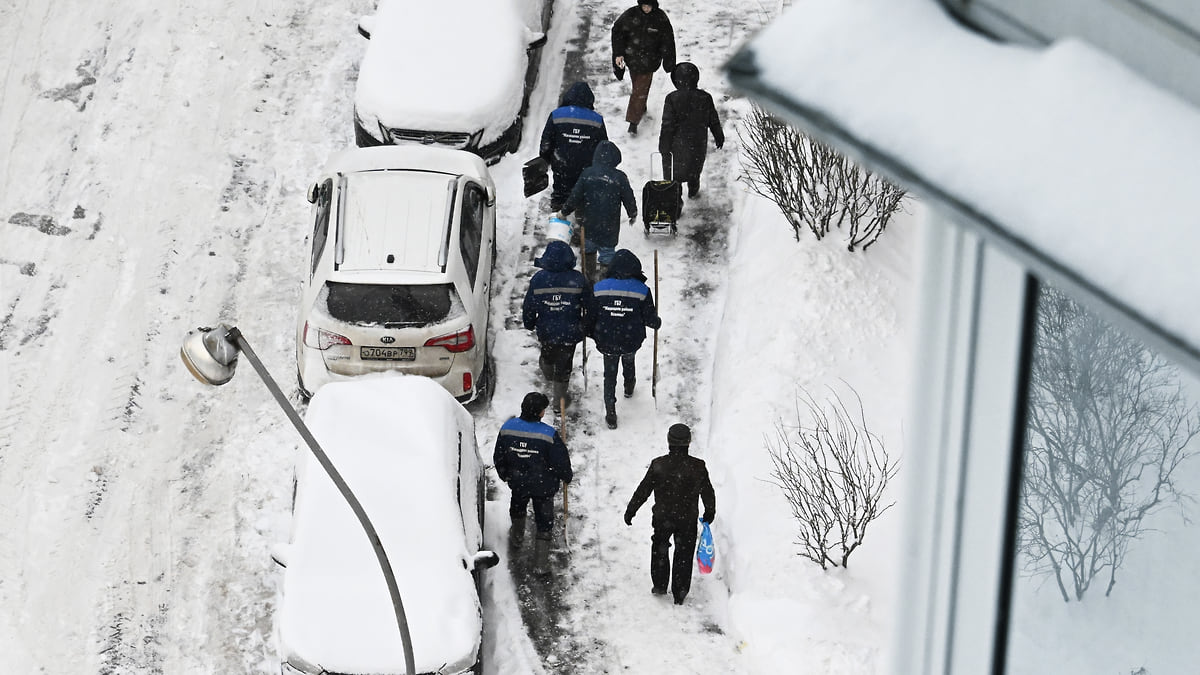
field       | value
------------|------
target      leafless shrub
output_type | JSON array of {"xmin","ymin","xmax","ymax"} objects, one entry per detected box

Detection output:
[
  {"xmin": 737, "ymin": 105, "xmax": 907, "ymax": 251},
  {"xmin": 1019, "ymin": 287, "xmax": 1200, "ymax": 601},
  {"xmin": 766, "ymin": 386, "xmax": 899, "ymax": 569}
]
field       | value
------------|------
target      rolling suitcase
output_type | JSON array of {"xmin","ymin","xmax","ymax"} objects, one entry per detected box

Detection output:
[{"xmin": 641, "ymin": 152, "xmax": 681, "ymax": 236}]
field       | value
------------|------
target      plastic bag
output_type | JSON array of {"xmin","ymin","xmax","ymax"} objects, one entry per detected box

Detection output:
[{"xmin": 696, "ymin": 519, "xmax": 715, "ymax": 574}]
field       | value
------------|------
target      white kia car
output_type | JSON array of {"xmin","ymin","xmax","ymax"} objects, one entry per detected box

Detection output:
[
  {"xmin": 275, "ymin": 374, "xmax": 498, "ymax": 675},
  {"xmin": 296, "ymin": 145, "xmax": 496, "ymax": 402},
  {"xmin": 353, "ymin": 0, "xmax": 551, "ymax": 162}
]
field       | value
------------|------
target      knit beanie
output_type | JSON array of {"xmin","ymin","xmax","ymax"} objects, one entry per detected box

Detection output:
[{"xmin": 667, "ymin": 423, "xmax": 691, "ymax": 446}]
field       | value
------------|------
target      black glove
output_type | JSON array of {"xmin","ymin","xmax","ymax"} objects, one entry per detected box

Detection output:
[
  {"xmin": 715, "ymin": 141, "xmax": 724, "ymax": 150},
  {"xmin": 702, "ymin": 513, "xmax": 715, "ymax": 525},
  {"xmin": 624, "ymin": 511, "xmax": 634, "ymax": 526}
]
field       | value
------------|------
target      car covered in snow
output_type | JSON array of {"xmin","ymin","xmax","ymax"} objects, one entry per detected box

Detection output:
[
  {"xmin": 275, "ymin": 374, "xmax": 498, "ymax": 675},
  {"xmin": 353, "ymin": 0, "xmax": 551, "ymax": 162},
  {"xmin": 296, "ymin": 145, "xmax": 496, "ymax": 402}
]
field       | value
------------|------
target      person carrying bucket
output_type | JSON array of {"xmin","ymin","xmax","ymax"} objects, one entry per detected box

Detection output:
[{"xmin": 560, "ymin": 140, "xmax": 638, "ymax": 284}]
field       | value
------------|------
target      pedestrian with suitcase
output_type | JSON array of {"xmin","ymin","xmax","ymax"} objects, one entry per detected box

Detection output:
[
  {"xmin": 658, "ymin": 62, "xmax": 724, "ymax": 198},
  {"xmin": 539, "ymin": 81, "xmax": 608, "ymax": 211},
  {"xmin": 611, "ymin": 0, "xmax": 676, "ymax": 136},
  {"xmin": 523, "ymin": 240, "xmax": 591, "ymax": 408},
  {"xmin": 560, "ymin": 140, "xmax": 638, "ymax": 284},
  {"xmin": 586, "ymin": 249, "xmax": 661, "ymax": 429}
]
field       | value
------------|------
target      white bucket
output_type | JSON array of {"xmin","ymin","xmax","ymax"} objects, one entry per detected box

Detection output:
[{"xmin": 546, "ymin": 215, "xmax": 574, "ymax": 244}]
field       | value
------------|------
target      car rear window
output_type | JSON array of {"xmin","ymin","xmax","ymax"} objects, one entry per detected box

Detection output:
[{"xmin": 323, "ymin": 281, "xmax": 463, "ymax": 327}]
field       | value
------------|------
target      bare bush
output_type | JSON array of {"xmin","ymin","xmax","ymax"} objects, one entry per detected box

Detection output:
[
  {"xmin": 766, "ymin": 386, "xmax": 899, "ymax": 569},
  {"xmin": 1019, "ymin": 287, "xmax": 1200, "ymax": 601},
  {"xmin": 737, "ymin": 105, "xmax": 907, "ymax": 252}
]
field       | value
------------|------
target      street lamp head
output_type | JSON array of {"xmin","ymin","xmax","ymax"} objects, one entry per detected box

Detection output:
[{"xmin": 180, "ymin": 324, "xmax": 240, "ymax": 386}]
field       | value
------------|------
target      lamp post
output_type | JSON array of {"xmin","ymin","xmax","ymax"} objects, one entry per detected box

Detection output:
[{"xmin": 180, "ymin": 324, "xmax": 415, "ymax": 675}]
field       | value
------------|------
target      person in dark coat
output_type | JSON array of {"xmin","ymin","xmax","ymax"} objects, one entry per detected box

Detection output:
[
  {"xmin": 586, "ymin": 249, "xmax": 661, "ymax": 429},
  {"xmin": 494, "ymin": 392, "xmax": 574, "ymax": 546},
  {"xmin": 624, "ymin": 423, "xmax": 716, "ymax": 605},
  {"xmin": 539, "ymin": 81, "xmax": 608, "ymax": 211},
  {"xmin": 560, "ymin": 140, "xmax": 638, "ymax": 283},
  {"xmin": 658, "ymin": 62, "xmax": 724, "ymax": 198},
  {"xmin": 522, "ymin": 240, "xmax": 591, "ymax": 407},
  {"xmin": 611, "ymin": 0, "xmax": 676, "ymax": 136}
]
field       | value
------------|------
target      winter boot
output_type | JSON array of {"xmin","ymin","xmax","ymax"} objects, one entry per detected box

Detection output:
[
  {"xmin": 624, "ymin": 378, "xmax": 636, "ymax": 398},
  {"xmin": 534, "ymin": 530, "xmax": 552, "ymax": 571},
  {"xmin": 605, "ymin": 404, "xmax": 618, "ymax": 429},
  {"xmin": 628, "ymin": 121, "xmax": 638, "ymax": 136}
]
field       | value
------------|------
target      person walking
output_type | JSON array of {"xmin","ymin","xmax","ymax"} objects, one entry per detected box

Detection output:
[
  {"xmin": 611, "ymin": 0, "xmax": 676, "ymax": 136},
  {"xmin": 523, "ymin": 240, "xmax": 591, "ymax": 408},
  {"xmin": 624, "ymin": 423, "xmax": 716, "ymax": 605},
  {"xmin": 559, "ymin": 140, "xmax": 638, "ymax": 284},
  {"xmin": 539, "ymin": 81, "xmax": 608, "ymax": 211},
  {"xmin": 658, "ymin": 62, "xmax": 724, "ymax": 198},
  {"xmin": 586, "ymin": 249, "xmax": 660, "ymax": 429},
  {"xmin": 494, "ymin": 392, "xmax": 574, "ymax": 550}
]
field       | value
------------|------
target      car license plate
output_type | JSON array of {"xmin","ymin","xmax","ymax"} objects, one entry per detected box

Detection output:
[{"xmin": 360, "ymin": 346, "xmax": 416, "ymax": 361}]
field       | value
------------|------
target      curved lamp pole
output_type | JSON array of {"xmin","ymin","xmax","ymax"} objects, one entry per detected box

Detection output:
[{"xmin": 180, "ymin": 324, "xmax": 415, "ymax": 675}]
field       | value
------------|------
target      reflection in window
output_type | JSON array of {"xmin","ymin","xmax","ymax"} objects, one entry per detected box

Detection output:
[{"xmin": 1007, "ymin": 284, "xmax": 1200, "ymax": 674}]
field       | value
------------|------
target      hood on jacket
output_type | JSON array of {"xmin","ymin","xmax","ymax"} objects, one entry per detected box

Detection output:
[
  {"xmin": 670, "ymin": 62, "xmax": 699, "ymax": 90},
  {"xmin": 534, "ymin": 239, "xmax": 577, "ymax": 272},
  {"xmin": 591, "ymin": 140, "xmax": 622, "ymax": 169},
  {"xmin": 604, "ymin": 249, "xmax": 647, "ymax": 282},
  {"xmin": 560, "ymin": 81, "xmax": 595, "ymax": 109}
]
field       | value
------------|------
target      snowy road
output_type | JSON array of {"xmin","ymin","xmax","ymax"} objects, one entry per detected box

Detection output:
[
  {"xmin": 0, "ymin": 0, "xmax": 841, "ymax": 672},
  {"xmin": 1, "ymin": 0, "xmax": 369, "ymax": 671}
]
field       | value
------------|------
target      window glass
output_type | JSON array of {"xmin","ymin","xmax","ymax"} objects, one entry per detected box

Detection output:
[
  {"xmin": 310, "ymin": 179, "xmax": 334, "ymax": 277},
  {"xmin": 1006, "ymin": 283, "xmax": 1200, "ymax": 673},
  {"xmin": 459, "ymin": 184, "xmax": 485, "ymax": 287},
  {"xmin": 321, "ymin": 282, "xmax": 464, "ymax": 327}
]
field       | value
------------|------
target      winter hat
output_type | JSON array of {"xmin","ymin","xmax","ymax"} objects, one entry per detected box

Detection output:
[
  {"xmin": 667, "ymin": 423, "xmax": 691, "ymax": 447},
  {"xmin": 639, "ymin": 0, "xmax": 659, "ymax": 8},
  {"xmin": 520, "ymin": 391, "xmax": 550, "ymax": 420}
]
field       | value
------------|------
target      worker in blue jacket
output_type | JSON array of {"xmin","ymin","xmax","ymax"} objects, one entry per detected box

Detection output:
[
  {"xmin": 586, "ymin": 249, "xmax": 661, "ymax": 429},
  {"xmin": 540, "ymin": 81, "xmax": 608, "ymax": 211},
  {"xmin": 494, "ymin": 392, "xmax": 574, "ymax": 546},
  {"xmin": 561, "ymin": 141, "xmax": 638, "ymax": 283},
  {"xmin": 523, "ymin": 240, "xmax": 591, "ymax": 408}
]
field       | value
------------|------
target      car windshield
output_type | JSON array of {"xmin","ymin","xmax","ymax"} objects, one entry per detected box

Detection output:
[{"xmin": 323, "ymin": 281, "xmax": 462, "ymax": 327}]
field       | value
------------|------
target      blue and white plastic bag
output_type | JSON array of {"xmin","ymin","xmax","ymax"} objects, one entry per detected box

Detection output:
[{"xmin": 696, "ymin": 519, "xmax": 715, "ymax": 574}]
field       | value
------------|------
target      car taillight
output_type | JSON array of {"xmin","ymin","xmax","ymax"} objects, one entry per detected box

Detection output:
[
  {"xmin": 424, "ymin": 325, "xmax": 475, "ymax": 353},
  {"xmin": 303, "ymin": 322, "xmax": 351, "ymax": 350},
  {"xmin": 462, "ymin": 372, "xmax": 472, "ymax": 393}
]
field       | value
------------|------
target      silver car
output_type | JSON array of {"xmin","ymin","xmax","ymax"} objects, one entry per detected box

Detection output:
[{"xmin": 296, "ymin": 145, "xmax": 496, "ymax": 402}]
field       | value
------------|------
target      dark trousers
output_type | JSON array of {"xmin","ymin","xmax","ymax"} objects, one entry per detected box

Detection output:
[
  {"xmin": 602, "ymin": 352, "xmax": 636, "ymax": 406},
  {"xmin": 626, "ymin": 71, "xmax": 654, "ymax": 124},
  {"xmin": 539, "ymin": 342, "xmax": 576, "ymax": 383},
  {"xmin": 550, "ymin": 166, "xmax": 582, "ymax": 209},
  {"xmin": 651, "ymin": 520, "xmax": 698, "ymax": 602},
  {"xmin": 510, "ymin": 493, "xmax": 556, "ymax": 533}
]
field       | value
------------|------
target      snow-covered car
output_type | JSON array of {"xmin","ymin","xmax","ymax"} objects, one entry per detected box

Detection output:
[
  {"xmin": 296, "ymin": 145, "xmax": 496, "ymax": 402},
  {"xmin": 275, "ymin": 375, "xmax": 498, "ymax": 675},
  {"xmin": 353, "ymin": 0, "xmax": 551, "ymax": 163}
]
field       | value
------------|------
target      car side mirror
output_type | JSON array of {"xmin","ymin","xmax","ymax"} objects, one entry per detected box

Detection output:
[
  {"xmin": 358, "ymin": 15, "xmax": 375, "ymax": 39},
  {"xmin": 527, "ymin": 33, "xmax": 547, "ymax": 50},
  {"xmin": 271, "ymin": 543, "xmax": 291, "ymax": 568},
  {"xmin": 472, "ymin": 550, "xmax": 500, "ymax": 570},
  {"xmin": 306, "ymin": 183, "xmax": 319, "ymax": 204}
]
